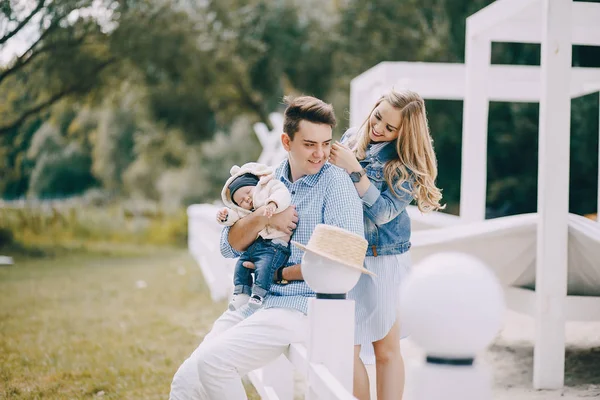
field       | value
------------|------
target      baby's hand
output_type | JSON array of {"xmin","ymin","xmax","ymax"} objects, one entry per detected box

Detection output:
[
  {"xmin": 263, "ymin": 203, "xmax": 277, "ymax": 218},
  {"xmin": 216, "ymin": 208, "xmax": 229, "ymax": 222}
]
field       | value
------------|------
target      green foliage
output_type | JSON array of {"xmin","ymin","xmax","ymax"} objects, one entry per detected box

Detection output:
[
  {"xmin": 122, "ymin": 120, "xmax": 196, "ymax": 204},
  {"xmin": 0, "ymin": 201, "xmax": 188, "ymax": 248},
  {"xmin": 28, "ymin": 143, "xmax": 96, "ymax": 197},
  {"xmin": 92, "ymin": 92, "xmax": 138, "ymax": 192},
  {"xmin": 570, "ymin": 93, "xmax": 600, "ymax": 215},
  {"xmin": 0, "ymin": 226, "xmax": 14, "ymax": 247},
  {"xmin": 0, "ymin": 0, "xmax": 118, "ymax": 133},
  {"xmin": 193, "ymin": 117, "xmax": 263, "ymax": 202},
  {"xmin": 425, "ymin": 100, "xmax": 463, "ymax": 215},
  {"xmin": 1, "ymin": 0, "xmax": 599, "ymax": 219}
]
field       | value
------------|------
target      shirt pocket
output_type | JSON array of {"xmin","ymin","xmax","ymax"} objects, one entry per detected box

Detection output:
[{"xmin": 365, "ymin": 164, "xmax": 386, "ymax": 190}]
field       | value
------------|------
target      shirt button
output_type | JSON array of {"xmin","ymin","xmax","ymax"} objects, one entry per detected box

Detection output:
[{"xmin": 291, "ymin": 191, "xmax": 296, "ymax": 195}]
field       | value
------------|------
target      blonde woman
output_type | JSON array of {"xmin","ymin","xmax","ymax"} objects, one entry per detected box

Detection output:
[{"xmin": 329, "ymin": 89, "xmax": 444, "ymax": 400}]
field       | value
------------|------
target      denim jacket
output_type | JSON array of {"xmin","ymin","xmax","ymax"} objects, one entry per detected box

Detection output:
[{"xmin": 341, "ymin": 128, "xmax": 414, "ymax": 257}]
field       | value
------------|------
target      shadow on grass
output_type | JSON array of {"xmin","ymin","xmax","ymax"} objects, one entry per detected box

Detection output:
[{"xmin": 0, "ymin": 241, "xmax": 49, "ymax": 258}]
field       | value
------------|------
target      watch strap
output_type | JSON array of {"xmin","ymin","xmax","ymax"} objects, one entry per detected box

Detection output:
[
  {"xmin": 349, "ymin": 168, "xmax": 366, "ymax": 182},
  {"xmin": 275, "ymin": 266, "xmax": 289, "ymax": 285}
]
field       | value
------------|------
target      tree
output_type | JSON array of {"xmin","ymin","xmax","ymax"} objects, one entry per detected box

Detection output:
[
  {"xmin": 26, "ymin": 119, "xmax": 97, "ymax": 197},
  {"xmin": 0, "ymin": 0, "xmax": 216, "ymax": 136},
  {"xmin": 91, "ymin": 93, "xmax": 138, "ymax": 193},
  {"xmin": 181, "ymin": 0, "xmax": 336, "ymax": 130},
  {"xmin": 0, "ymin": 0, "xmax": 120, "ymax": 135}
]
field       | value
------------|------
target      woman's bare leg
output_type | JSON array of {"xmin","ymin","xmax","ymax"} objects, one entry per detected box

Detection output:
[
  {"xmin": 353, "ymin": 345, "xmax": 371, "ymax": 400},
  {"xmin": 372, "ymin": 321, "xmax": 404, "ymax": 400}
]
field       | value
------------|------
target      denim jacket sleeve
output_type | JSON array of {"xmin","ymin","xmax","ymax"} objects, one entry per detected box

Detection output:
[
  {"xmin": 362, "ymin": 178, "xmax": 413, "ymax": 226},
  {"xmin": 219, "ymin": 225, "xmax": 243, "ymax": 258}
]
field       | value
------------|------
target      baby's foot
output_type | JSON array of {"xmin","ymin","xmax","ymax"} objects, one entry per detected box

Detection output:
[
  {"xmin": 228, "ymin": 293, "xmax": 250, "ymax": 311},
  {"xmin": 247, "ymin": 294, "xmax": 264, "ymax": 309}
]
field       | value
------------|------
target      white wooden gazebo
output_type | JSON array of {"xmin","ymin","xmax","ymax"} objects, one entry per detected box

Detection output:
[{"xmin": 351, "ymin": 0, "xmax": 600, "ymax": 390}]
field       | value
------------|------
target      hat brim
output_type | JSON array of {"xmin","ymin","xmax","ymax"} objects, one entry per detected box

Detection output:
[{"xmin": 292, "ymin": 241, "xmax": 375, "ymax": 276}]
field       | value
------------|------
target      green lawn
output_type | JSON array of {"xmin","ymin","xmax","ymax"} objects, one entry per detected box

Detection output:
[{"xmin": 0, "ymin": 248, "xmax": 259, "ymax": 399}]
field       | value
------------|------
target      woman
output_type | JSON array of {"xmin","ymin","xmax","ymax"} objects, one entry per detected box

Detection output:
[{"xmin": 329, "ymin": 89, "xmax": 444, "ymax": 400}]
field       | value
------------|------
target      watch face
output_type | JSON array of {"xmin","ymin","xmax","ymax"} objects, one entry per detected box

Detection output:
[{"xmin": 350, "ymin": 171, "xmax": 362, "ymax": 182}]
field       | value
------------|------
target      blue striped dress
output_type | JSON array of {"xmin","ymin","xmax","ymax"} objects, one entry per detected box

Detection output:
[
  {"xmin": 349, "ymin": 252, "xmax": 411, "ymax": 347},
  {"xmin": 346, "ymin": 141, "xmax": 413, "ymax": 363}
]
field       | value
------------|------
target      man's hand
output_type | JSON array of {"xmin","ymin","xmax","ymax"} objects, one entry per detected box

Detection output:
[
  {"xmin": 243, "ymin": 261, "xmax": 256, "ymax": 270},
  {"xmin": 216, "ymin": 208, "xmax": 229, "ymax": 223},
  {"xmin": 243, "ymin": 262, "xmax": 304, "ymax": 282},
  {"xmin": 268, "ymin": 205, "xmax": 298, "ymax": 235}
]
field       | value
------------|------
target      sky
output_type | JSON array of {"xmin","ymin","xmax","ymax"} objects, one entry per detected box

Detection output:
[
  {"xmin": 0, "ymin": 0, "xmax": 115, "ymax": 66},
  {"xmin": 0, "ymin": 0, "xmax": 39, "ymax": 66}
]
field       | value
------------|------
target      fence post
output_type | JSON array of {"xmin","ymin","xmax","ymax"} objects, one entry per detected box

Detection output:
[
  {"xmin": 305, "ymin": 296, "xmax": 355, "ymax": 400},
  {"xmin": 400, "ymin": 252, "xmax": 504, "ymax": 400},
  {"xmin": 301, "ymin": 248, "xmax": 363, "ymax": 400}
]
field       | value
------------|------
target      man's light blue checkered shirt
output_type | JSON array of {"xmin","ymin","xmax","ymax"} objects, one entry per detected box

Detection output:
[{"xmin": 220, "ymin": 159, "xmax": 364, "ymax": 316}]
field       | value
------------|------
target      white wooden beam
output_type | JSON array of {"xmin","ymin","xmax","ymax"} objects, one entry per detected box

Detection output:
[
  {"xmin": 460, "ymin": 31, "xmax": 491, "ymax": 222},
  {"xmin": 351, "ymin": 63, "xmax": 600, "ymax": 118},
  {"xmin": 482, "ymin": 2, "xmax": 600, "ymax": 46},
  {"xmin": 467, "ymin": 0, "xmax": 540, "ymax": 39},
  {"xmin": 571, "ymin": 68, "xmax": 600, "ymax": 100},
  {"xmin": 349, "ymin": 63, "xmax": 390, "ymax": 128},
  {"xmin": 571, "ymin": 2, "xmax": 600, "ymax": 46},
  {"xmin": 598, "ymin": 92, "xmax": 600, "ymax": 225},
  {"xmin": 533, "ymin": 0, "xmax": 571, "ymax": 390},
  {"xmin": 484, "ymin": 20, "xmax": 541, "ymax": 44},
  {"xmin": 505, "ymin": 287, "xmax": 600, "ymax": 322}
]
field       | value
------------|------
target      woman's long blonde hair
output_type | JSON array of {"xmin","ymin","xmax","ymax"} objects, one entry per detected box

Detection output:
[{"xmin": 354, "ymin": 89, "xmax": 445, "ymax": 213}]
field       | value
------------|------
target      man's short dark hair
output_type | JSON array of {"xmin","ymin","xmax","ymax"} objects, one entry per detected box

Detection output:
[{"xmin": 283, "ymin": 96, "xmax": 336, "ymax": 140}]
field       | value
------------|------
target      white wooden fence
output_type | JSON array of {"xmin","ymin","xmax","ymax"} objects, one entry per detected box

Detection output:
[
  {"xmin": 187, "ymin": 205, "xmax": 504, "ymax": 400},
  {"xmin": 188, "ymin": 204, "xmax": 359, "ymax": 399},
  {"xmin": 247, "ymin": 298, "xmax": 356, "ymax": 400}
]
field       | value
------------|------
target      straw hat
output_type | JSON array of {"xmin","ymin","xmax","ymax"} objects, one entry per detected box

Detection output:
[{"xmin": 292, "ymin": 224, "xmax": 374, "ymax": 276}]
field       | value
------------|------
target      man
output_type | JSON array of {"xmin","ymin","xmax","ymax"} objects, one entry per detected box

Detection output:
[{"xmin": 170, "ymin": 95, "xmax": 364, "ymax": 400}]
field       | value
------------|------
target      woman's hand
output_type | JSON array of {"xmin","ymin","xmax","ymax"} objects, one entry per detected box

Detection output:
[
  {"xmin": 330, "ymin": 142, "xmax": 362, "ymax": 173},
  {"xmin": 267, "ymin": 205, "xmax": 298, "ymax": 235}
]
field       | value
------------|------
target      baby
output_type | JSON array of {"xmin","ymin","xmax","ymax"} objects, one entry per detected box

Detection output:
[{"xmin": 216, "ymin": 162, "xmax": 292, "ymax": 310}]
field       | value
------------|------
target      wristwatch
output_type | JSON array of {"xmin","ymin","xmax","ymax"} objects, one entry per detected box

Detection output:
[
  {"xmin": 274, "ymin": 266, "xmax": 289, "ymax": 285},
  {"xmin": 349, "ymin": 168, "xmax": 366, "ymax": 183}
]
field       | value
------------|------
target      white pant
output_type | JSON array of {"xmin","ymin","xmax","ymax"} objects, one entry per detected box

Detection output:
[{"xmin": 170, "ymin": 307, "xmax": 308, "ymax": 400}]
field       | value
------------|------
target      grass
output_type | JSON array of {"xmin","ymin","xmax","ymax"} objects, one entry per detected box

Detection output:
[
  {"xmin": 0, "ymin": 247, "xmax": 260, "ymax": 399},
  {"xmin": 0, "ymin": 204, "xmax": 189, "ymax": 250}
]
